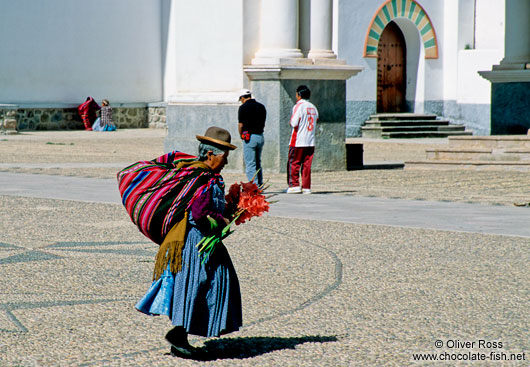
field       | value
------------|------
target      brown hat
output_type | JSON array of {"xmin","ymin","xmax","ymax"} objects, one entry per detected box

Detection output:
[{"xmin": 196, "ymin": 126, "xmax": 237, "ymax": 150}]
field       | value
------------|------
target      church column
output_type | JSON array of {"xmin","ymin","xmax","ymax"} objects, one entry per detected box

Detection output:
[
  {"xmin": 252, "ymin": 0, "xmax": 303, "ymax": 63},
  {"xmin": 497, "ymin": 0, "xmax": 530, "ymax": 69},
  {"xmin": 308, "ymin": 0, "xmax": 337, "ymax": 59}
]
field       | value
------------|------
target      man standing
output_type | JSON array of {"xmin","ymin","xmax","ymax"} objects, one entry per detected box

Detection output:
[
  {"xmin": 287, "ymin": 85, "xmax": 319, "ymax": 194},
  {"xmin": 238, "ymin": 89, "xmax": 266, "ymax": 186}
]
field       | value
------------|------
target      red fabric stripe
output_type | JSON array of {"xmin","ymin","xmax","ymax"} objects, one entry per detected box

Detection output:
[
  {"xmin": 289, "ymin": 101, "xmax": 303, "ymax": 147},
  {"xmin": 289, "ymin": 127, "xmax": 298, "ymax": 147},
  {"xmin": 117, "ymin": 151, "xmax": 222, "ymax": 244},
  {"xmin": 128, "ymin": 171, "xmax": 164, "ymax": 215}
]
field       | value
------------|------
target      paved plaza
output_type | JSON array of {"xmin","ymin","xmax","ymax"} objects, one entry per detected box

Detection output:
[{"xmin": 0, "ymin": 130, "xmax": 528, "ymax": 366}]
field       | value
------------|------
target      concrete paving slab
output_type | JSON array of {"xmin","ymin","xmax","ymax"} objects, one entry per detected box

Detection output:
[
  {"xmin": 0, "ymin": 172, "xmax": 121, "ymax": 204},
  {"xmin": 268, "ymin": 193, "xmax": 530, "ymax": 238},
  {"xmin": 0, "ymin": 163, "xmax": 128, "ymax": 169},
  {"xmin": 1, "ymin": 172, "xmax": 529, "ymax": 238}
]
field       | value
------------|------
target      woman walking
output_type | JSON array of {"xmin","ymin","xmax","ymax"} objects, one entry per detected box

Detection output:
[{"xmin": 119, "ymin": 127, "xmax": 241, "ymax": 358}]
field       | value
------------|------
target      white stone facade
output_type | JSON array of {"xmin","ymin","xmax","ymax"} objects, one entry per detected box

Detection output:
[
  {"xmin": 1, "ymin": 0, "xmax": 527, "ymax": 136},
  {"xmin": 0, "ymin": 0, "xmax": 162, "ymax": 105}
]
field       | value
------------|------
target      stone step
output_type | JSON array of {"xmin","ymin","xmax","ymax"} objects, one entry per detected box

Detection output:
[
  {"xmin": 426, "ymin": 148, "xmax": 530, "ymax": 161},
  {"xmin": 362, "ymin": 127, "xmax": 471, "ymax": 139},
  {"xmin": 407, "ymin": 134, "xmax": 530, "ymax": 170},
  {"xmin": 363, "ymin": 124, "xmax": 466, "ymax": 133},
  {"xmin": 369, "ymin": 113, "xmax": 438, "ymax": 121},
  {"xmin": 381, "ymin": 131, "xmax": 473, "ymax": 139},
  {"xmin": 448, "ymin": 135, "xmax": 530, "ymax": 149},
  {"xmin": 361, "ymin": 113, "xmax": 472, "ymax": 139},
  {"xmin": 426, "ymin": 148, "xmax": 490, "ymax": 160},
  {"xmin": 405, "ymin": 160, "xmax": 530, "ymax": 171},
  {"xmin": 438, "ymin": 125, "xmax": 467, "ymax": 131},
  {"xmin": 364, "ymin": 119, "xmax": 451, "ymax": 127}
]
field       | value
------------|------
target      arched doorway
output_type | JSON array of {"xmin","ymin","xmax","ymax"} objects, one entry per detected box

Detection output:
[{"xmin": 377, "ymin": 21, "xmax": 406, "ymax": 113}]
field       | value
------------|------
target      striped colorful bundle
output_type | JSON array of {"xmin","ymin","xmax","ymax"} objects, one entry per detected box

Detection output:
[{"xmin": 117, "ymin": 151, "xmax": 223, "ymax": 245}]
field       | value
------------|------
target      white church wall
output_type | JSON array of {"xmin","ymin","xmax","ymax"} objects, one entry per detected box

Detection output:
[
  {"xmin": 458, "ymin": 50, "xmax": 503, "ymax": 104},
  {"xmin": 454, "ymin": 0, "xmax": 503, "ymax": 106},
  {"xmin": 167, "ymin": 0, "xmax": 244, "ymax": 100},
  {"xmin": 457, "ymin": 0, "xmax": 504, "ymax": 106},
  {"xmin": 339, "ymin": 1, "xmax": 378, "ymax": 101},
  {"xmin": 424, "ymin": 0, "xmax": 496, "ymax": 135},
  {"xmin": 165, "ymin": 1, "xmax": 246, "ymax": 168},
  {"xmin": 475, "ymin": 0, "xmax": 505, "ymax": 50},
  {"xmin": 0, "ymin": 0, "xmax": 162, "ymax": 105},
  {"xmin": 449, "ymin": 48, "xmax": 502, "ymax": 135},
  {"xmin": 339, "ymin": 0, "xmax": 379, "ymax": 136},
  {"xmin": 457, "ymin": 0, "xmax": 475, "ymax": 50},
  {"xmin": 440, "ymin": 0, "xmax": 459, "ymax": 103},
  {"xmin": 448, "ymin": 0, "xmax": 504, "ymax": 135}
]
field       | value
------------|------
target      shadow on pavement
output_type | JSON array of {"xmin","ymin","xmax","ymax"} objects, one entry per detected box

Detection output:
[
  {"xmin": 173, "ymin": 335, "xmax": 338, "ymax": 361},
  {"xmin": 265, "ymin": 190, "xmax": 357, "ymax": 195},
  {"xmin": 311, "ymin": 190, "xmax": 357, "ymax": 195}
]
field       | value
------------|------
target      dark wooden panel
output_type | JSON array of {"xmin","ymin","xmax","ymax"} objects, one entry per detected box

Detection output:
[{"xmin": 377, "ymin": 21, "xmax": 407, "ymax": 113}]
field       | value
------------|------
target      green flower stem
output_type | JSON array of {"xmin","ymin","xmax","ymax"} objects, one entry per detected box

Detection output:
[{"xmin": 197, "ymin": 209, "xmax": 246, "ymax": 263}]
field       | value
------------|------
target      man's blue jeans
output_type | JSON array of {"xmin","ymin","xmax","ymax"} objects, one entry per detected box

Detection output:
[{"xmin": 243, "ymin": 134, "xmax": 264, "ymax": 186}]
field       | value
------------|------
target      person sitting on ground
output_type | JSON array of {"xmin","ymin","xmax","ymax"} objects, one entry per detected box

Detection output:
[
  {"xmin": 92, "ymin": 99, "xmax": 116, "ymax": 131},
  {"xmin": 77, "ymin": 96, "xmax": 100, "ymax": 131}
]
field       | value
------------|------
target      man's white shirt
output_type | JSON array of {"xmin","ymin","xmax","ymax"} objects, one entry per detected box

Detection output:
[{"xmin": 289, "ymin": 99, "xmax": 319, "ymax": 147}]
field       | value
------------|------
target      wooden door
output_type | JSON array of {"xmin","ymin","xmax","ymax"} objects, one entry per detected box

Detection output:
[{"xmin": 377, "ymin": 21, "xmax": 406, "ymax": 113}]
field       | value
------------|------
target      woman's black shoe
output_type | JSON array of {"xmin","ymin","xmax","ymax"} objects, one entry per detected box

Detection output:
[
  {"xmin": 170, "ymin": 345, "xmax": 196, "ymax": 358},
  {"xmin": 170, "ymin": 346, "xmax": 209, "ymax": 360},
  {"xmin": 165, "ymin": 327, "xmax": 193, "ymax": 355}
]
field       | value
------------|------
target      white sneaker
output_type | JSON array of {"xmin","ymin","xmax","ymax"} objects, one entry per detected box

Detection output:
[
  {"xmin": 286, "ymin": 186, "xmax": 302, "ymax": 194},
  {"xmin": 302, "ymin": 189, "xmax": 312, "ymax": 195}
]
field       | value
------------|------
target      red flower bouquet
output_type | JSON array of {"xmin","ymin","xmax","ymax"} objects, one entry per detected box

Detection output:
[
  {"xmin": 226, "ymin": 181, "xmax": 270, "ymax": 225},
  {"xmin": 197, "ymin": 180, "xmax": 271, "ymax": 262}
]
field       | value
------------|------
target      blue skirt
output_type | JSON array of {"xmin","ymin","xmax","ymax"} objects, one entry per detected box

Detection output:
[{"xmin": 135, "ymin": 225, "xmax": 242, "ymax": 337}]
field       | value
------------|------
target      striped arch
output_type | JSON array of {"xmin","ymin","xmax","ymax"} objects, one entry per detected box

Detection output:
[{"xmin": 364, "ymin": 0, "xmax": 438, "ymax": 59}]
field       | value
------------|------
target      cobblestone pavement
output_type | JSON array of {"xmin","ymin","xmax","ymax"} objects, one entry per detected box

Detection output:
[
  {"xmin": 1, "ymin": 130, "xmax": 528, "ymax": 206},
  {"xmin": 0, "ymin": 130, "xmax": 528, "ymax": 366}
]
